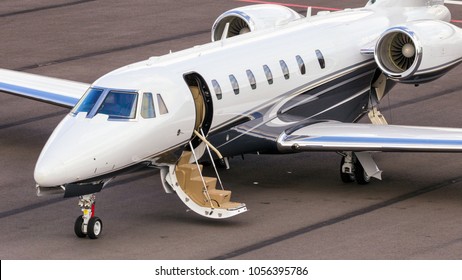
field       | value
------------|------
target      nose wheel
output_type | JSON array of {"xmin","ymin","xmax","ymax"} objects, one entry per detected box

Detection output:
[{"xmin": 74, "ymin": 194, "xmax": 103, "ymax": 239}]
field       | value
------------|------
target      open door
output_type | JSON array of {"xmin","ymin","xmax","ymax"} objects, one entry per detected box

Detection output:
[
  {"xmin": 164, "ymin": 73, "xmax": 247, "ymax": 219},
  {"xmin": 183, "ymin": 73, "xmax": 214, "ymax": 147}
]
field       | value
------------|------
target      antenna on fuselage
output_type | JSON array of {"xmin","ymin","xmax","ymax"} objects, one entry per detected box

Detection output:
[{"xmin": 306, "ymin": 6, "xmax": 312, "ymax": 17}]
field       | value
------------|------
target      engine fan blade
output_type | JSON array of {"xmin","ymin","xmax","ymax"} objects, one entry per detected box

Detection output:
[{"xmin": 229, "ymin": 18, "xmax": 249, "ymax": 37}]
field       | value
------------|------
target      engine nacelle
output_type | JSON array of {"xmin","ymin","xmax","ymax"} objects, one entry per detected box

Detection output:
[
  {"xmin": 211, "ymin": 4, "xmax": 303, "ymax": 42},
  {"xmin": 374, "ymin": 20, "xmax": 462, "ymax": 84}
]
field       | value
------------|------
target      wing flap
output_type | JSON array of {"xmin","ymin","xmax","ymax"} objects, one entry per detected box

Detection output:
[
  {"xmin": 278, "ymin": 122, "xmax": 462, "ymax": 152},
  {"xmin": 0, "ymin": 68, "xmax": 89, "ymax": 108}
]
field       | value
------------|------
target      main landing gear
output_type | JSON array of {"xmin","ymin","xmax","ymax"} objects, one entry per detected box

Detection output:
[
  {"xmin": 340, "ymin": 152, "xmax": 372, "ymax": 185},
  {"xmin": 338, "ymin": 74, "xmax": 386, "ymax": 185},
  {"xmin": 74, "ymin": 194, "xmax": 103, "ymax": 239}
]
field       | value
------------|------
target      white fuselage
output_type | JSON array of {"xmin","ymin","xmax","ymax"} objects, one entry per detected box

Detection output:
[{"xmin": 34, "ymin": 3, "xmax": 450, "ymax": 187}]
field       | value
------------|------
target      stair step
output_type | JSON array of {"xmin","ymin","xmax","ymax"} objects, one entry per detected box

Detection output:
[
  {"xmin": 219, "ymin": 202, "xmax": 246, "ymax": 210},
  {"xmin": 189, "ymin": 176, "xmax": 217, "ymax": 190},
  {"xmin": 177, "ymin": 151, "xmax": 193, "ymax": 165},
  {"xmin": 176, "ymin": 163, "xmax": 202, "ymax": 179},
  {"xmin": 208, "ymin": 189, "xmax": 231, "ymax": 206},
  {"xmin": 172, "ymin": 149, "xmax": 247, "ymax": 216}
]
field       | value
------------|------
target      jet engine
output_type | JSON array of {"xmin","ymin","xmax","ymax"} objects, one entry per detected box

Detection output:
[
  {"xmin": 374, "ymin": 20, "xmax": 462, "ymax": 84},
  {"xmin": 211, "ymin": 4, "xmax": 303, "ymax": 42}
]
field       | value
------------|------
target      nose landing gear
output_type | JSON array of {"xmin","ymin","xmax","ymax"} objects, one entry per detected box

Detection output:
[{"xmin": 74, "ymin": 194, "xmax": 103, "ymax": 239}]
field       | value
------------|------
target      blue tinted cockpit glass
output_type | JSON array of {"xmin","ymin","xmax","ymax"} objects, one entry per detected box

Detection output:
[
  {"xmin": 71, "ymin": 88, "xmax": 104, "ymax": 115},
  {"xmin": 97, "ymin": 91, "xmax": 138, "ymax": 119}
]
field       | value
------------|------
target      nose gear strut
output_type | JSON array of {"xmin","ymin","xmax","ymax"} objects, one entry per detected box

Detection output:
[{"xmin": 74, "ymin": 194, "xmax": 103, "ymax": 239}]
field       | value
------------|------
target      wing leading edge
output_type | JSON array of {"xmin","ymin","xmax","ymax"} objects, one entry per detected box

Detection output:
[
  {"xmin": 278, "ymin": 122, "xmax": 462, "ymax": 153},
  {"xmin": 0, "ymin": 68, "xmax": 89, "ymax": 108}
]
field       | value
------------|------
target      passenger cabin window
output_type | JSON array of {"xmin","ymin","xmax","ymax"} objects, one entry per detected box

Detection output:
[
  {"xmin": 157, "ymin": 94, "xmax": 169, "ymax": 115},
  {"xmin": 263, "ymin": 65, "xmax": 273, "ymax": 85},
  {"xmin": 280, "ymin": 60, "xmax": 290, "ymax": 80},
  {"xmin": 296, "ymin": 55, "xmax": 306, "ymax": 75},
  {"xmin": 97, "ymin": 91, "xmax": 138, "ymax": 119},
  {"xmin": 315, "ymin": 49, "xmax": 326, "ymax": 69},
  {"xmin": 72, "ymin": 88, "xmax": 104, "ymax": 115},
  {"xmin": 211, "ymin": 79, "xmax": 222, "ymax": 100},
  {"xmin": 141, "ymin": 92, "xmax": 156, "ymax": 118},
  {"xmin": 229, "ymin": 74, "xmax": 239, "ymax": 95},
  {"xmin": 246, "ymin": 70, "xmax": 257, "ymax": 90}
]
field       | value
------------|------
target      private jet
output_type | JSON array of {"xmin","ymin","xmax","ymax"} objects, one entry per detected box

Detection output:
[{"xmin": 1, "ymin": 0, "xmax": 462, "ymax": 238}]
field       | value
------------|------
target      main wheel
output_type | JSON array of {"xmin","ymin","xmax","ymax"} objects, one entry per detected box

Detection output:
[
  {"xmin": 354, "ymin": 159, "xmax": 370, "ymax": 185},
  {"xmin": 340, "ymin": 157, "xmax": 355, "ymax": 183},
  {"xmin": 74, "ymin": 215, "xmax": 87, "ymax": 238},
  {"xmin": 87, "ymin": 217, "xmax": 103, "ymax": 239}
]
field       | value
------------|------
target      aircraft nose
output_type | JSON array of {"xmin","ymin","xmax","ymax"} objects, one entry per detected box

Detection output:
[
  {"xmin": 33, "ymin": 114, "xmax": 142, "ymax": 187},
  {"xmin": 33, "ymin": 115, "xmax": 100, "ymax": 187},
  {"xmin": 34, "ymin": 156, "xmax": 72, "ymax": 187},
  {"xmin": 34, "ymin": 141, "xmax": 87, "ymax": 187},
  {"xmin": 34, "ymin": 158, "xmax": 65, "ymax": 187}
]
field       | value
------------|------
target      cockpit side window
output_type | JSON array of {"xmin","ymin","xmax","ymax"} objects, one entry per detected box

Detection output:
[
  {"xmin": 141, "ymin": 92, "xmax": 156, "ymax": 119},
  {"xmin": 97, "ymin": 91, "xmax": 138, "ymax": 119},
  {"xmin": 71, "ymin": 88, "xmax": 104, "ymax": 115},
  {"xmin": 157, "ymin": 94, "xmax": 169, "ymax": 115}
]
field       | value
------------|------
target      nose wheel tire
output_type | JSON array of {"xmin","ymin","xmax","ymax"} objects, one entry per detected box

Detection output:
[
  {"xmin": 75, "ymin": 194, "xmax": 102, "ymax": 239},
  {"xmin": 87, "ymin": 217, "xmax": 103, "ymax": 239},
  {"xmin": 74, "ymin": 215, "xmax": 87, "ymax": 238},
  {"xmin": 74, "ymin": 215, "xmax": 103, "ymax": 239}
]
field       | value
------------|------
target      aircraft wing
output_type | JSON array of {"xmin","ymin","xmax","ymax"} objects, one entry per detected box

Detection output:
[
  {"xmin": 0, "ymin": 68, "xmax": 89, "ymax": 108},
  {"xmin": 277, "ymin": 121, "xmax": 462, "ymax": 153}
]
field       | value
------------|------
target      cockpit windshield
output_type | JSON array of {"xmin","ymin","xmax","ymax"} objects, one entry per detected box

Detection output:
[
  {"xmin": 71, "ymin": 88, "xmax": 138, "ymax": 119},
  {"xmin": 72, "ymin": 88, "xmax": 104, "ymax": 114},
  {"xmin": 97, "ymin": 91, "xmax": 138, "ymax": 119}
]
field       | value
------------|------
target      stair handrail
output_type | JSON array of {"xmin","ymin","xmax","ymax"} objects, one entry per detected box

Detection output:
[
  {"xmin": 193, "ymin": 130, "xmax": 223, "ymax": 159},
  {"xmin": 189, "ymin": 141, "xmax": 214, "ymax": 209},
  {"xmin": 198, "ymin": 129, "xmax": 224, "ymax": 190}
]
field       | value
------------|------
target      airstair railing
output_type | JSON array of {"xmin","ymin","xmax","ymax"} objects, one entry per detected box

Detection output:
[
  {"xmin": 198, "ymin": 129, "xmax": 225, "ymax": 190},
  {"xmin": 188, "ymin": 141, "xmax": 214, "ymax": 209}
]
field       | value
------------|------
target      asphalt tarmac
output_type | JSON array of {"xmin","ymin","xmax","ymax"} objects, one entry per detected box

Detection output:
[{"xmin": 1, "ymin": 0, "xmax": 462, "ymax": 260}]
